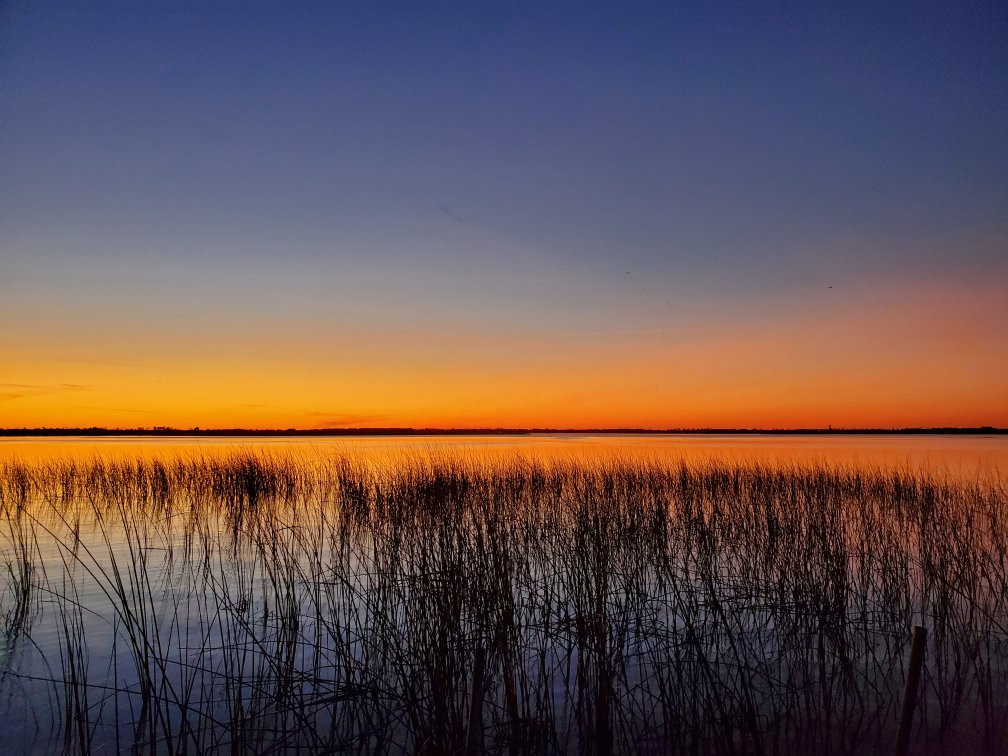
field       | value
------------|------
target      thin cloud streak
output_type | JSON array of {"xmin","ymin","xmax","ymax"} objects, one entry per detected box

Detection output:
[{"xmin": 0, "ymin": 383, "xmax": 91, "ymax": 402}]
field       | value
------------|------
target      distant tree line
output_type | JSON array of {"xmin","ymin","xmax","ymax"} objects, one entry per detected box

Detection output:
[{"xmin": 0, "ymin": 426, "xmax": 1002, "ymax": 437}]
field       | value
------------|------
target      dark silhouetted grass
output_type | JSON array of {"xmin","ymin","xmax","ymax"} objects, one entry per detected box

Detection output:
[{"xmin": 0, "ymin": 452, "xmax": 1005, "ymax": 754}]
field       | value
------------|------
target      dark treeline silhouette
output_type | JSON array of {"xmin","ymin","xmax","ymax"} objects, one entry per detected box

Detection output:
[{"xmin": 0, "ymin": 426, "xmax": 1003, "ymax": 437}]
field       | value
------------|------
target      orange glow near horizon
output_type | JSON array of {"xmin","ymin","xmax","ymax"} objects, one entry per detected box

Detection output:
[{"xmin": 4, "ymin": 278, "xmax": 1007, "ymax": 430}]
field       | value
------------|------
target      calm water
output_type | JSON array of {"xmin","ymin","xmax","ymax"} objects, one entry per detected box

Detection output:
[
  {"xmin": 2, "ymin": 433, "xmax": 1007, "ymax": 478},
  {"xmin": 1, "ymin": 434, "xmax": 1006, "ymax": 753}
]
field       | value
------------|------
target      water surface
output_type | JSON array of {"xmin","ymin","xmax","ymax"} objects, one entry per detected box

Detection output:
[
  {"xmin": 1, "ymin": 435, "xmax": 1006, "ymax": 754},
  {"xmin": 2, "ymin": 433, "xmax": 1006, "ymax": 478}
]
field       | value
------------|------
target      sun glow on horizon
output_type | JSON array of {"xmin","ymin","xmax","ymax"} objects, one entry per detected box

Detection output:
[{"xmin": 4, "ymin": 277, "xmax": 1006, "ymax": 430}]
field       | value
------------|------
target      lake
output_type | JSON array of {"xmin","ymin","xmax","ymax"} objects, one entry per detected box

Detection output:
[
  {"xmin": 2, "ymin": 432, "xmax": 1007, "ymax": 476},
  {"xmin": 1, "ymin": 435, "xmax": 1006, "ymax": 754}
]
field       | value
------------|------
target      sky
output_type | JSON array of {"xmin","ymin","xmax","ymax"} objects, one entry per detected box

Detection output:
[{"xmin": 1, "ymin": 1, "xmax": 1006, "ymax": 429}]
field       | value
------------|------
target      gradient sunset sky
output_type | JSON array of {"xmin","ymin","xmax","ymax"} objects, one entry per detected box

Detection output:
[{"xmin": 2, "ymin": 1, "xmax": 1006, "ymax": 429}]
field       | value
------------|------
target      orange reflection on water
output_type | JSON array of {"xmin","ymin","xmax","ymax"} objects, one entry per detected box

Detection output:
[{"xmin": 1, "ymin": 434, "xmax": 1006, "ymax": 481}]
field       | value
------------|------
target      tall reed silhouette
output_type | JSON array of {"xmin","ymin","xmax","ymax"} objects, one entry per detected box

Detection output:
[{"xmin": 0, "ymin": 452, "xmax": 1005, "ymax": 754}]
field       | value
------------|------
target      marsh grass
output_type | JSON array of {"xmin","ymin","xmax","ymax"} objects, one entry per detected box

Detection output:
[{"xmin": 0, "ymin": 452, "xmax": 1006, "ymax": 754}]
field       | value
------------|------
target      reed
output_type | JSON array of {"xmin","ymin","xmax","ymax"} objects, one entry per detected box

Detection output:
[{"xmin": 0, "ymin": 452, "xmax": 1005, "ymax": 754}]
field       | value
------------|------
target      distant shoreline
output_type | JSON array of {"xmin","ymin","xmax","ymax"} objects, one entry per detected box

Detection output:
[{"xmin": 1, "ymin": 427, "xmax": 1004, "ymax": 437}]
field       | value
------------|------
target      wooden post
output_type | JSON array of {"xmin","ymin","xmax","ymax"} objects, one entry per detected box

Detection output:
[
  {"xmin": 895, "ymin": 625, "xmax": 927, "ymax": 756},
  {"xmin": 465, "ymin": 644, "xmax": 486, "ymax": 756}
]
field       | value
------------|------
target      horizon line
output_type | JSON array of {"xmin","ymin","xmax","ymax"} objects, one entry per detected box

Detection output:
[{"xmin": 1, "ymin": 426, "xmax": 1005, "ymax": 437}]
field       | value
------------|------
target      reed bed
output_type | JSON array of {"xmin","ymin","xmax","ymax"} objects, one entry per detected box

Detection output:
[{"xmin": 0, "ymin": 451, "xmax": 1006, "ymax": 754}]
